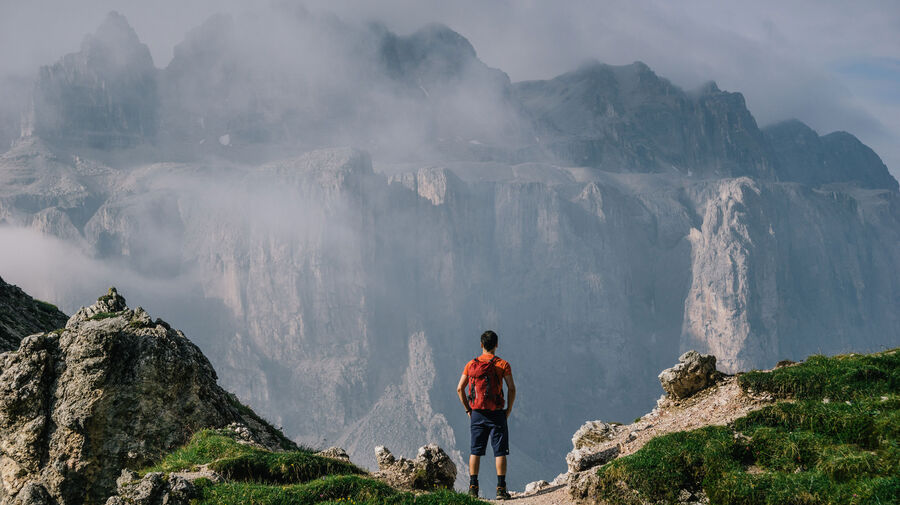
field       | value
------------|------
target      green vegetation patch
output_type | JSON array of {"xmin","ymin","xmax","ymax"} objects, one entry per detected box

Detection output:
[
  {"xmin": 738, "ymin": 350, "xmax": 900, "ymax": 401},
  {"xmin": 145, "ymin": 433, "xmax": 483, "ymax": 505},
  {"xmin": 34, "ymin": 299, "xmax": 59, "ymax": 313},
  {"xmin": 193, "ymin": 475, "xmax": 483, "ymax": 505},
  {"xmin": 210, "ymin": 449, "xmax": 364, "ymax": 484},
  {"xmin": 143, "ymin": 430, "xmax": 257, "ymax": 474},
  {"xmin": 593, "ymin": 350, "xmax": 900, "ymax": 505}
]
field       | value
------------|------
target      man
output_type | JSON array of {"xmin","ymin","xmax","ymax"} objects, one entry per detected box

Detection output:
[{"xmin": 456, "ymin": 330, "xmax": 516, "ymax": 500}]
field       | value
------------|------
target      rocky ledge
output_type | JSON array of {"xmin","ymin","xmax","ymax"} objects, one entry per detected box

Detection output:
[{"xmin": 0, "ymin": 288, "xmax": 295, "ymax": 505}]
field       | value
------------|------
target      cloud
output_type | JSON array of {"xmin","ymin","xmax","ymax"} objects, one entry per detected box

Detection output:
[{"xmin": 1, "ymin": 0, "xmax": 898, "ymax": 174}]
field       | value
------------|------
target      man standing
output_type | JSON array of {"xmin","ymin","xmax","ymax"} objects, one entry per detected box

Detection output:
[{"xmin": 456, "ymin": 330, "xmax": 516, "ymax": 500}]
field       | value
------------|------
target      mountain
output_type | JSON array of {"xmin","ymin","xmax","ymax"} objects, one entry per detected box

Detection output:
[
  {"xmin": 0, "ymin": 10, "xmax": 898, "ymax": 490},
  {"xmin": 25, "ymin": 12, "xmax": 158, "ymax": 148},
  {"xmin": 0, "ymin": 275, "xmax": 67, "ymax": 352}
]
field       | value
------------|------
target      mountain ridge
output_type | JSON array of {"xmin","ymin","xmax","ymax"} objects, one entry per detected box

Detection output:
[{"xmin": 11, "ymin": 10, "xmax": 895, "ymax": 191}]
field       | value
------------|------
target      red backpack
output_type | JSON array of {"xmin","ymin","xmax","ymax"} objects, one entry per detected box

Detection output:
[{"xmin": 467, "ymin": 356, "xmax": 505, "ymax": 410}]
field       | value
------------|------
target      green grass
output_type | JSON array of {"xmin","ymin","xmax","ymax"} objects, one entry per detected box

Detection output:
[
  {"xmin": 193, "ymin": 475, "xmax": 482, "ymax": 505},
  {"xmin": 142, "ymin": 430, "xmax": 258, "ymax": 474},
  {"xmin": 738, "ymin": 350, "xmax": 900, "ymax": 401},
  {"xmin": 592, "ymin": 350, "xmax": 900, "ymax": 505},
  {"xmin": 141, "ymin": 430, "xmax": 484, "ymax": 505},
  {"xmin": 210, "ymin": 450, "xmax": 364, "ymax": 484},
  {"xmin": 34, "ymin": 299, "xmax": 59, "ymax": 313}
]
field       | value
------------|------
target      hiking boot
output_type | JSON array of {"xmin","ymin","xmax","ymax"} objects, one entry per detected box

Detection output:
[
  {"xmin": 468, "ymin": 484, "xmax": 479, "ymax": 498},
  {"xmin": 496, "ymin": 486, "xmax": 511, "ymax": 500}
]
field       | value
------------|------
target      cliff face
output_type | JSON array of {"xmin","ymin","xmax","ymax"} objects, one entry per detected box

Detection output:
[
  {"xmin": 27, "ymin": 12, "xmax": 158, "ymax": 149},
  {"xmin": 0, "ymin": 288, "xmax": 292, "ymax": 505},
  {"xmin": 3, "ymin": 144, "xmax": 898, "ymax": 489}
]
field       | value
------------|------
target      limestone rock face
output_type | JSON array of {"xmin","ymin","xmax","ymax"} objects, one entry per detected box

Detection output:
[
  {"xmin": 564, "ymin": 421, "xmax": 625, "ymax": 473},
  {"xmin": 0, "ymin": 275, "xmax": 68, "ymax": 352},
  {"xmin": 571, "ymin": 421, "xmax": 624, "ymax": 450},
  {"xmin": 0, "ymin": 288, "xmax": 293, "ymax": 505},
  {"xmin": 374, "ymin": 444, "xmax": 456, "ymax": 490},
  {"xmin": 658, "ymin": 351, "xmax": 719, "ymax": 399}
]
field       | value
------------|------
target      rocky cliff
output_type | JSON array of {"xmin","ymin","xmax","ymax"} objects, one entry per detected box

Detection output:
[
  {"xmin": 0, "ymin": 287, "xmax": 293, "ymax": 505},
  {"xmin": 0, "ymin": 276, "xmax": 67, "ymax": 352}
]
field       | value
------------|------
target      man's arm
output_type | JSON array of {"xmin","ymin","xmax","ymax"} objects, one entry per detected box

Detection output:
[
  {"xmin": 456, "ymin": 374, "xmax": 471, "ymax": 416},
  {"xmin": 504, "ymin": 373, "xmax": 516, "ymax": 418}
]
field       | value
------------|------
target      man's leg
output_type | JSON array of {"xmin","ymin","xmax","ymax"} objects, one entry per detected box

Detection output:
[
  {"xmin": 495, "ymin": 455, "xmax": 506, "ymax": 476},
  {"xmin": 469, "ymin": 454, "xmax": 481, "ymax": 476}
]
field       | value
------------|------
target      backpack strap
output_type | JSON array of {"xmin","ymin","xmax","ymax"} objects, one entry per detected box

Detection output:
[{"xmin": 467, "ymin": 358, "xmax": 479, "ymax": 402}]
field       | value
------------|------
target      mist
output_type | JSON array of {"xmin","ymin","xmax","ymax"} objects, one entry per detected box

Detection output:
[{"xmin": 2, "ymin": 0, "xmax": 898, "ymax": 174}]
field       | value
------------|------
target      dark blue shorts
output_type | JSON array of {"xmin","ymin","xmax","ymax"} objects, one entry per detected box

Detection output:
[{"xmin": 470, "ymin": 409, "xmax": 509, "ymax": 456}]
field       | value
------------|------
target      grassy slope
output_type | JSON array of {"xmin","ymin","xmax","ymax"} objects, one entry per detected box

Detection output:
[
  {"xmin": 593, "ymin": 350, "xmax": 900, "ymax": 505},
  {"xmin": 140, "ymin": 430, "xmax": 483, "ymax": 505}
]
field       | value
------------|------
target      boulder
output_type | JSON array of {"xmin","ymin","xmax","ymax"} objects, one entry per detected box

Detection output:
[
  {"xmin": 374, "ymin": 444, "xmax": 456, "ymax": 490},
  {"xmin": 658, "ymin": 351, "xmax": 719, "ymax": 399},
  {"xmin": 565, "ymin": 420, "xmax": 625, "ymax": 472},
  {"xmin": 566, "ymin": 446, "xmax": 620, "ymax": 473},
  {"xmin": 0, "ymin": 288, "xmax": 294, "ymax": 505},
  {"xmin": 571, "ymin": 421, "xmax": 623, "ymax": 450},
  {"xmin": 524, "ymin": 480, "xmax": 550, "ymax": 495},
  {"xmin": 316, "ymin": 447, "xmax": 351, "ymax": 462},
  {"xmin": 105, "ymin": 469, "xmax": 209, "ymax": 505}
]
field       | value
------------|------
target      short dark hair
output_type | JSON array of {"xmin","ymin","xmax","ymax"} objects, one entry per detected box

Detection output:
[{"xmin": 481, "ymin": 330, "xmax": 498, "ymax": 351}]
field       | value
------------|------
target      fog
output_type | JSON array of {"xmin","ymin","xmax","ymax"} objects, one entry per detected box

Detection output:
[{"xmin": 2, "ymin": 0, "xmax": 898, "ymax": 174}]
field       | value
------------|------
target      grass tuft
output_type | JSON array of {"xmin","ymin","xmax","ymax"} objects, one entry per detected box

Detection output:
[
  {"xmin": 738, "ymin": 350, "xmax": 900, "ymax": 401},
  {"xmin": 210, "ymin": 450, "xmax": 364, "ymax": 484}
]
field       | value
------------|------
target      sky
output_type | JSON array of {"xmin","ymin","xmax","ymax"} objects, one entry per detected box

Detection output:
[{"xmin": 1, "ymin": 0, "xmax": 899, "ymax": 177}]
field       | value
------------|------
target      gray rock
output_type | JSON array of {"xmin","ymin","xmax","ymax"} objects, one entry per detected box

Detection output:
[
  {"xmin": 571, "ymin": 421, "xmax": 624, "ymax": 450},
  {"xmin": 10, "ymin": 483, "xmax": 52, "ymax": 505},
  {"xmin": 0, "ymin": 276, "xmax": 68, "ymax": 353},
  {"xmin": 316, "ymin": 447, "xmax": 351, "ymax": 462},
  {"xmin": 566, "ymin": 420, "xmax": 625, "ymax": 473},
  {"xmin": 0, "ymin": 289, "xmax": 295, "ymax": 505},
  {"xmin": 524, "ymin": 480, "xmax": 550, "ymax": 495},
  {"xmin": 107, "ymin": 469, "xmax": 198, "ymax": 505},
  {"xmin": 374, "ymin": 444, "xmax": 456, "ymax": 490},
  {"xmin": 566, "ymin": 446, "xmax": 620, "ymax": 473},
  {"xmin": 658, "ymin": 351, "xmax": 719, "ymax": 398}
]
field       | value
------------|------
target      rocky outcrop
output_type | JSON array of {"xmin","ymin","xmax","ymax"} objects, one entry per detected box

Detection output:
[
  {"xmin": 565, "ymin": 421, "xmax": 625, "ymax": 473},
  {"xmin": 0, "ymin": 287, "xmax": 294, "ymax": 505},
  {"xmin": 373, "ymin": 445, "xmax": 456, "ymax": 490},
  {"xmin": 316, "ymin": 447, "xmax": 352, "ymax": 462},
  {"xmin": 105, "ymin": 471, "xmax": 201, "ymax": 505},
  {"xmin": 0, "ymin": 276, "xmax": 67, "ymax": 352},
  {"xmin": 658, "ymin": 351, "xmax": 720, "ymax": 399}
]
